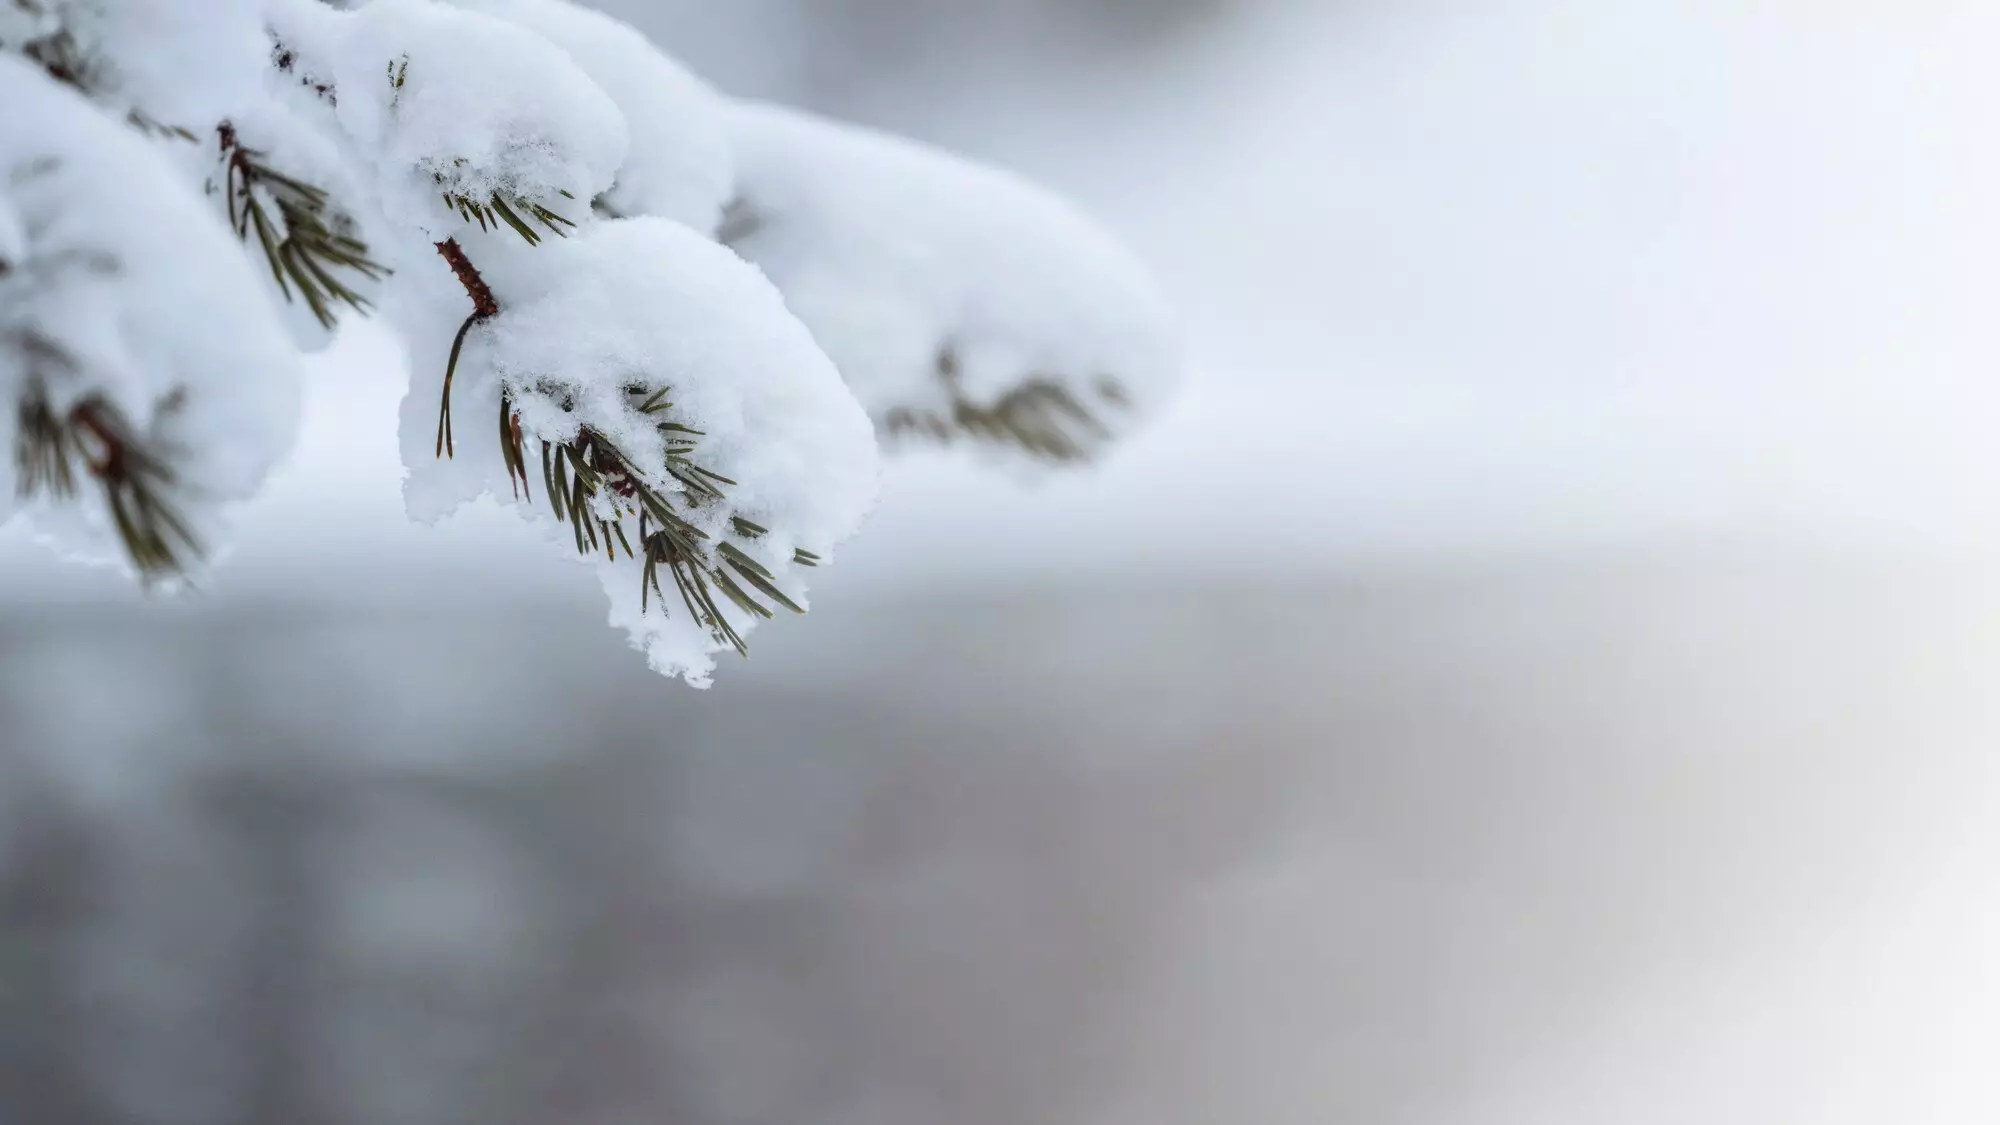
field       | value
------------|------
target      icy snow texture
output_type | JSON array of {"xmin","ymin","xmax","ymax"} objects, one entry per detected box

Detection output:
[
  {"xmin": 0, "ymin": 56, "xmax": 301, "ymax": 575},
  {"xmin": 724, "ymin": 101, "xmax": 1179, "ymax": 462},
  {"xmin": 456, "ymin": 219, "xmax": 879, "ymax": 685},
  {"xmin": 270, "ymin": 0, "xmax": 627, "ymax": 240},
  {"xmin": 444, "ymin": 0, "xmax": 734, "ymax": 233}
]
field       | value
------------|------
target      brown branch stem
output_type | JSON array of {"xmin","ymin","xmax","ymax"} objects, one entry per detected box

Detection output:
[{"xmin": 433, "ymin": 237, "xmax": 497, "ymax": 457}]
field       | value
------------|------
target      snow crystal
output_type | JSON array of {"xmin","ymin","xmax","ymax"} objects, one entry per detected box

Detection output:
[
  {"xmin": 0, "ymin": 55, "xmax": 301, "ymax": 578},
  {"xmin": 445, "ymin": 0, "xmax": 734, "ymax": 233},
  {"xmin": 723, "ymin": 101, "xmax": 1179, "ymax": 463}
]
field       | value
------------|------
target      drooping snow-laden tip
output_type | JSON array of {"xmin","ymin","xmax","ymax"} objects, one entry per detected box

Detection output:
[
  {"xmin": 721, "ymin": 101, "xmax": 1181, "ymax": 465},
  {"xmin": 442, "ymin": 218, "xmax": 881, "ymax": 686},
  {"xmin": 0, "ymin": 54, "xmax": 302, "ymax": 581}
]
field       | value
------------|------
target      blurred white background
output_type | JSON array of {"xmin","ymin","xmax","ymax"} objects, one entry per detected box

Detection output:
[{"xmin": 6, "ymin": 1, "xmax": 2000, "ymax": 1122}]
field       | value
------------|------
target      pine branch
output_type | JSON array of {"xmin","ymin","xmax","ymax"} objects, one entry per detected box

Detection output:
[
  {"xmin": 127, "ymin": 112, "xmax": 198, "ymax": 142},
  {"xmin": 505, "ymin": 387, "xmax": 804, "ymax": 657},
  {"xmin": 439, "ymin": 186, "xmax": 576, "ymax": 246},
  {"xmin": 271, "ymin": 39, "xmax": 335, "ymax": 104},
  {"xmin": 219, "ymin": 123, "xmax": 388, "ymax": 331},
  {"xmin": 438, "ymin": 243, "xmax": 801, "ymax": 654},
  {"xmin": 14, "ymin": 380, "xmax": 201, "ymax": 580},
  {"xmin": 14, "ymin": 7, "xmax": 93, "ymax": 95},
  {"xmin": 387, "ymin": 59, "xmax": 574, "ymax": 245},
  {"xmin": 882, "ymin": 348, "xmax": 1128, "ymax": 462},
  {"xmin": 432, "ymin": 236, "xmax": 497, "ymax": 458},
  {"xmin": 12, "ymin": 4, "xmax": 203, "ymax": 143},
  {"xmin": 715, "ymin": 197, "xmax": 763, "ymax": 245}
]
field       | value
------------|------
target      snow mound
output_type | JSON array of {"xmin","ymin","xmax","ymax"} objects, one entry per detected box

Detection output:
[
  {"xmin": 0, "ymin": 0, "xmax": 268, "ymax": 129},
  {"xmin": 446, "ymin": 0, "xmax": 734, "ymax": 233},
  {"xmin": 724, "ymin": 101, "xmax": 1179, "ymax": 464},
  {"xmin": 271, "ymin": 0, "xmax": 626, "ymax": 240}
]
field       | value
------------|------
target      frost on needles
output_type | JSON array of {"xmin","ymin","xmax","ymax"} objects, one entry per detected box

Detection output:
[{"xmin": 0, "ymin": 0, "xmax": 1181, "ymax": 686}]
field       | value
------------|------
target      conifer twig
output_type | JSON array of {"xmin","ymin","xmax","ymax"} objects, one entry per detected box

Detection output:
[
  {"xmin": 438, "ymin": 187, "xmax": 576, "ymax": 245},
  {"xmin": 219, "ymin": 124, "xmax": 388, "ymax": 330},
  {"xmin": 433, "ymin": 236, "xmax": 497, "ymax": 458},
  {"xmin": 432, "ymin": 244, "xmax": 800, "ymax": 653},
  {"xmin": 881, "ymin": 348, "xmax": 1127, "ymax": 462},
  {"xmin": 14, "ymin": 381, "xmax": 200, "ymax": 580},
  {"xmin": 497, "ymin": 389, "xmax": 806, "ymax": 656}
]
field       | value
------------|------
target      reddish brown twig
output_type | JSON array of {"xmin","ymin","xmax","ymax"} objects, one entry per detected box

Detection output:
[{"xmin": 434, "ymin": 237, "xmax": 497, "ymax": 457}]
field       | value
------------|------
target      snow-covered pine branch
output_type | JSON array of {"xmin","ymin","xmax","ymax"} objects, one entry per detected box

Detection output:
[
  {"xmin": 0, "ymin": 53, "xmax": 301, "ymax": 580},
  {"xmin": 722, "ymin": 102, "xmax": 1176, "ymax": 463},
  {"xmin": 0, "ymin": 0, "xmax": 1179, "ymax": 685}
]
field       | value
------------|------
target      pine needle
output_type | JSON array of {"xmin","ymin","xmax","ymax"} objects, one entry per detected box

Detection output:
[
  {"xmin": 221, "ymin": 125, "xmax": 388, "ymax": 331},
  {"xmin": 15, "ymin": 387, "xmax": 201, "ymax": 580},
  {"xmin": 510, "ymin": 400, "xmax": 808, "ymax": 659},
  {"xmin": 884, "ymin": 349, "xmax": 1131, "ymax": 462}
]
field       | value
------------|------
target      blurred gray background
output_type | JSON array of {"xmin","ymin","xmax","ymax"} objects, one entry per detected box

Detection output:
[{"xmin": 8, "ymin": 1, "xmax": 2000, "ymax": 1122}]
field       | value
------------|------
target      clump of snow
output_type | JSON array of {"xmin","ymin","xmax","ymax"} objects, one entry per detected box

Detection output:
[
  {"xmin": 0, "ymin": 55, "xmax": 301, "ymax": 577},
  {"xmin": 0, "ymin": 0, "xmax": 269, "ymax": 130},
  {"xmin": 444, "ymin": 0, "xmax": 734, "ymax": 233},
  {"xmin": 723, "ymin": 101, "xmax": 1179, "ymax": 462},
  {"xmin": 462, "ymin": 217, "xmax": 880, "ymax": 684},
  {"xmin": 270, "ymin": 0, "xmax": 626, "ymax": 239}
]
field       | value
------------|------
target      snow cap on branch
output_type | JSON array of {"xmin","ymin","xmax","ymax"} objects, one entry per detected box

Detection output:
[
  {"xmin": 271, "ymin": 0, "xmax": 626, "ymax": 239},
  {"xmin": 209, "ymin": 41, "xmax": 399, "ymax": 351},
  {"xmin": 443, "ymin": 0, "xmax": 734, "ymax": 233},
  {"xmin": 467, "ymin": 217, "xmax": 880, "ymax": 685},
  {"xmin": 1, "ymin": 0, "xmax": 269, "ymax": 129},
  {"xmin": 722, "ymin": 101, "xmax": 1179, "ymax": 464}
]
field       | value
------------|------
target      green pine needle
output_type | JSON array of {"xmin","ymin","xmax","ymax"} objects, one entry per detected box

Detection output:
[
  {"xmin": 14, "ymin": 386, "xmax": 201, "ymax": 581},
  {"xmin": 442, "ymin": 189, "xmax": 575, "ymax": 247},
  {"xmin": 224, "ymin": 130, "xmax": 389, "ymax": 331},
  {"xmin": 883, "ymin": 349, "xmax": 1132, "ymax": 462},
  {"xmin": 504, "ymin": 385, "xmax": 809, "ymax": 658}
]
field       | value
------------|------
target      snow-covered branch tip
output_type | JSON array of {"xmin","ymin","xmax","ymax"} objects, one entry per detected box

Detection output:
[
  {"xmin": 880, "ymin": 347, "xmax": 1132, "ymax": 464},
  {"xmin": 720, "ymin": 101, "xmax": 1178, "ymax": 466},
  {"xmin": 16, "ymin": 381, "xmax": 198, "ymax": 578},
  {"xmin": 509, "ymin": 402, "xmax": 806, "ymax": 659},
  {"xmin": 439, "ymin": 186, "xmax": 576, "ymax": 245},
  {"xmin": 220, "ymin": 123, "xmax": 389, "ymax": 331},
  {"xmin": 2, "ymin": 50, "xmax": 301, "ymax": 586},
  {"xmin": 435, "ymin": 221, "xmax": 824, "ymax": 661}
]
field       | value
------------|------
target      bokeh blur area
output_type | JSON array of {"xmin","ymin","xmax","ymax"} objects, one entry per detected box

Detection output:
[{"xmin": 6, "ymin": 2, "xmax": 2000, "ymax": 1123}]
